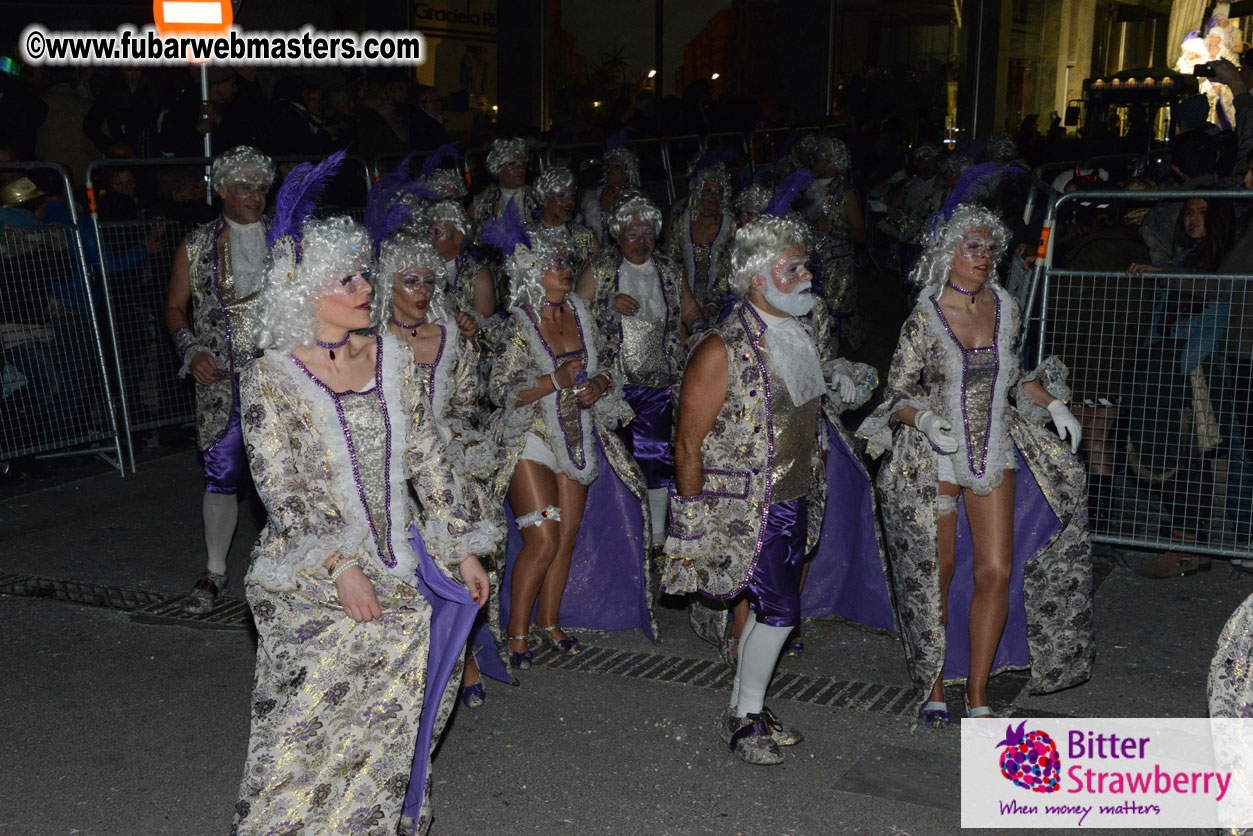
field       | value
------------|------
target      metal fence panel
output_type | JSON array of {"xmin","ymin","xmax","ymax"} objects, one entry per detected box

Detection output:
[{"xmin": 1031, "ymin": 189, "xmax": 1253, "ymax": 560}]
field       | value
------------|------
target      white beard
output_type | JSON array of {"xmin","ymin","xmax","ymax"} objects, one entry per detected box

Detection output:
[
  {"xmin": 226, "ymin": 218, "xmax": 267, "ymax": 298},
  {"xmin": 763, "ymin": 279, "xmax": 815, "ymax": 317}
]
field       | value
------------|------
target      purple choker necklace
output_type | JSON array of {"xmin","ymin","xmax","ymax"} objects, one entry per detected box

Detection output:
[
  {"xmin": 391, "ymin": 315, "xmax": 426, "ymax": 337},
  {"xmin": 316, "ymin": 334, "xmax": 350, "ymax": 360},
  {"xmin": 542, "ymin": 298, "xmax": 564, "ymax": 307},
  {"xmin": 946, "ymin": 280, "xmax": 983, "ymax": 303}
]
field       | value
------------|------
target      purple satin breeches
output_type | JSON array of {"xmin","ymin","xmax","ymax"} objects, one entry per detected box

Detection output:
[
  {"xmin": 746, "ymin": 497, "xmax": 808, "ymax": 628},
  {"xmin": 202, "ymin": 383, "xmax": 247, "ymax": 495},
  {"xmin": 618, "ymin": 384, "xmax": 674, "ymax": 490}
]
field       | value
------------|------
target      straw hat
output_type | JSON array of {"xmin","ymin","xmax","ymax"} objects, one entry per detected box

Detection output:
[{"xmin": 0, "ymin": 177, "xmax": 45, "ymax": 208}]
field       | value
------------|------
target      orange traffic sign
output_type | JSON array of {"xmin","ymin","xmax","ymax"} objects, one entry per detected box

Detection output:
[{"xmin": 152, "ymin": 0, "xmax": 233, "ymax": 39}]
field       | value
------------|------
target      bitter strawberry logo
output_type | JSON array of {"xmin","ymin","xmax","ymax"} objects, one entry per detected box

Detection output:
[{"xmin": 997, "ymin": 721, "xmax": 1061, "ymax": 793}]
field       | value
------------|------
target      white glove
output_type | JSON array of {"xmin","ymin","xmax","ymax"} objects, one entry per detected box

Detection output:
[
  {"xmin": 915, "ymin": 409, "xmax": 958, "ymax": 454},
  {"xmin": 828, "ymin": 370, "xmax": 856, "ymax": 404},
  {"xmin": 1046, "ymin": 399, "xmax": 1081, "ymax": 453}
]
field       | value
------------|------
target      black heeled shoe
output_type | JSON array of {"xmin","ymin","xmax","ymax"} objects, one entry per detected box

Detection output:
[
  {"xmin": 507, "ymin": 634, "xmax": 532, "ymax": 670},
  {"xmin": 537, "ymin": 624, "xmax": 582, "ymax": 655}
]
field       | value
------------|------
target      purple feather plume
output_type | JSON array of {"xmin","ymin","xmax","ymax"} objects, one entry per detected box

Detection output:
[
  {"xmin": 605, "ymin": 127, "xmax": 634, "ymax": 152},
  {"xmin": 364, "ymin": 152, "xmax": 439, "ymax": 257},
  {"xmin": 419, "ymin": 142, "xmax": 461, "ymax": 180},
  {"xmin": 480, "ymin": 195, "xmax": 530, "ymax": 255},
  {"xmin": 928, "ymin": 162, "xmax": 1025, "ymax": 235},
  {"xmin": 762, "ymin": 169, "xmax": 815, "ymax": 217},
  {"xmin": 267, "ymin": 149, "xmax": 348, "ymax": 249}
]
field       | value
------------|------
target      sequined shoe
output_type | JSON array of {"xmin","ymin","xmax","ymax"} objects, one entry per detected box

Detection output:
[
  {"xmin": 918, "ymin": 701, "xmax": 951, "ymax": 729},
  {"xmin": 507, "ymin": 634, "xmax": 532, "ymax": 670},
  {"xmin": 758, "ymin": 705, "xmax": 803, "ymax": 746},
  {"xmin": 537, "ymin": 624, "xmax": 582, "ymax": 655},
  {"xmin": 726, "ymin": 712, "xmax": 784, "ymax": 765},
  {"xmin": 459, "ymin": 682, "xmax": 486, "ymax": 709},
  {"xmin": 184, "ymin": 570, "xmax": 227, "ymax": 614}
]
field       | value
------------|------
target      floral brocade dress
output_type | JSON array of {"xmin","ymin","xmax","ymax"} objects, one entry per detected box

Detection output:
[
  {"xmin": 856, "ymin": 285, "xmax": 1095, "ymax": 725},
  {"xmin": 233, "ymin": 335, "xmax": 486, "ymax": 836},
  {"xmin": 1210, "ymin": 591, "xmax": 1253, "ymax": 836}
]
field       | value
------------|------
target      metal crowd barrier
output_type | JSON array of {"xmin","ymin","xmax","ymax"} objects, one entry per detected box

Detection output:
[
  {"xmin": 1026, "ymin": 188, "xmax": 1253, "ymax": 561},
  {"xmin": 0, "ymin": 162, "xmax": 125, "ymax": 474},
  {"xmin": 84, "ymin": 155, "xmax": 373, "ymax": 471}
]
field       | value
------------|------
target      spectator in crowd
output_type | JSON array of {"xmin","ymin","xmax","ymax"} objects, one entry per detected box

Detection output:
[
  {"xmin": 82, "ymin": 68, "xmax": 157, "ymax": 157},
  {"xmin": 158, "ymin": 67, "xmax": 259, "ymax": 158},
  {"xmin": 409, "ymin": 85, "xmax": 450, "ymax": 152},
  {"xmin": 148, "ymin": 168, "xmax": 216, "ymax": 226},
  {"xmin": 0, "ymin": 61, "xmax": 48, "ymax": 160},
  {"xmin": 35, "ymin": 68, "xmax": 96, "ymax": 190},
  {"xmin": 269, "ymin": 77, "xmax": 338, "ymax": 156},
  {"xmin": 356, "ymin": 75, "xmax": 410, "ymax": 159},
  {"xmin": 95, "ymin": 166, "xmax": 141, "ymax": 222}
]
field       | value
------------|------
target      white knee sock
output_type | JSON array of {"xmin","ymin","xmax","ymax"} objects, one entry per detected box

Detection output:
[
  {"xmin": 733, "ymin": 621, "xmax": 793, "ymax": 717},
  {"xmin": 729, "ymin": 615, "xmax": 757, "ymax": 708},
  {"xmin": 647, "ymin": 488, "xmax": 668, "ymax": 544},
  {"xmin": 203, "ymin": 492, "xmax": 238, "ymax": 575}
]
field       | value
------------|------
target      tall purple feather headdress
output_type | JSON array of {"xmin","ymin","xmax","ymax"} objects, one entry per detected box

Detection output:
[
  {"xmin": 266, "ymin": 149, "xmax": 348, "ymax": 255},
  {"xmin": 419, "ymin": 142, "xmax": 461, "ymax": 180},
  {"xmin": 762, "ymin": 169, "xmax": 815, "ymax": 217},
  {"xmin": 364, "ymin": 151, "xmax": 438, "ymax": 259},
  {"xmin": 480, "ymin": 196, "xmax": 531, "ymax": 255},
  {"xmin": 605, "ymin": 127, "xmax": 634, "ymax": 152},
  {"xmin": 927, "ymin": 162, "xmax": 1024, "ymax": 237}
]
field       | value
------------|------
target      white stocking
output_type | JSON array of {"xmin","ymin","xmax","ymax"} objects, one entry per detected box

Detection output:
[
  {"xmin": 647, "ymin": 488, "xmax": 668, "ymax": 544},
  {"xmin": 732, "ymin": 620, "xmax": 792, "ymax": 717},
  {"xmin": 203, "ymin": 492, "xmax": 238, "ymax": 575},
  {"xmin": 729, "ymin": 614, "xmax": 757, "ymax": 709}
]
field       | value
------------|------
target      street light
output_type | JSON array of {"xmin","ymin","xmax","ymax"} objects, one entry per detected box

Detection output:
[
  {"xmin": 647, "ymin": 69, "xmax": 657, "ymax": 78},
  {"xmin": 711, "ymin": 73, "xmax": 720, "ymax": 80},
  {"xmin": 593, "ymin": 101, "xmax": 602, "ymax": 107}
]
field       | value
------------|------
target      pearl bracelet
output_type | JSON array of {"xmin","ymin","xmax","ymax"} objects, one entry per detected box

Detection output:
[{"xmin": 330, "ymin": 558, "xmax": 359, "ymax": 583}]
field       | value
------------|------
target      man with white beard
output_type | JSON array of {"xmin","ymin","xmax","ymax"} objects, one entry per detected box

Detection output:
[
  {"xmin": 163, "ymin": 145, "xmax": 274, "ymax": 613},
  {"xmin": 661, "ymin": 216, "xmax": 832, "ymax": 765}
]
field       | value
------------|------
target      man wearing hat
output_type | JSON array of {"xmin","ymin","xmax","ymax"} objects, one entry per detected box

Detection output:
[{"xmin": 163, "ymin": 146, "xmax": 273, "ymax": 613}]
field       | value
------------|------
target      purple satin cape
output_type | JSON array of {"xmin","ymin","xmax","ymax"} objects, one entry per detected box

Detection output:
[
  {"xmin": 801, "ymin": 418, "xmax": 897, "ymax": 632},
  {"xmin": 466, "ymin": 606, "xmax": 511, "ymax": 685},
  {"xmin": 402, "ymin": 526, "xmax": 480, "ymax": 827},
  {"xmin": 616, "ymin": 384, "xmax": 674, "ymax": 490},
  {"xmin": 940, "ymin": 447, "xmax": 1061, "ymax": 680},
  {"xmin": 501, "ymin": 432, "xmax": 654, "ymax": 641}
]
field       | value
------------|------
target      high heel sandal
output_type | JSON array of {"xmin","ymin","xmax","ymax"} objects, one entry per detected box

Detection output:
[
  {"xmin": 537, "ymin": 623, "xmax": 582, "ymax": 655},
  {"xmin": 507, "ymin": 634, "xmax": 533, "ymax": 670},
  {"xmin": 459, "ymin": 681, "xmax": 486, "ymax": 708},
  {"xmin": 964, "ymin": 691, "xmax": 996, "ymax": 719},
  {"xmin": 918, "ymin": 701, "xmax": 950, "ymax": 729}
]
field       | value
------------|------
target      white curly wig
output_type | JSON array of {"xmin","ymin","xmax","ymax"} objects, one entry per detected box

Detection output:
[
  {"xmin": 686, "ymin": 162, "xmax": 732, "ymax": 213},
  {"xmin": 372, "ymin": 233, "xmax": 450, "ymax": 330},
  {"xmin": 603, "ymin": 147, "xmax": 640, "ymax": 187},
  {"xmin": 908, "ymin": 203, "xmax": 1010, "ymax": 295},
  {"xmin": 794, "ymin": 134, "xmax": 848, "ymax": 173},
  {"xmin": 425, "ymin": 167, "xmax": 467, "ymax": 200},
  {"xmin": 210, "ymin": 145, "xmax": 275, "ymax": 193},
  {"xmin": 939, "ymin": 153, "xmax": 973, "ymax": 179},
  {"xmin": 606, "ymin": 190, "xmax": 663, "ymax": 241},
  {"xmin": 983, "ymin": 132, "xmax": 1019, "ymax": 163},
  {"xmin": 533, "ymin": 165, "xmax": 575, "ymax": 200},
  {"xmin": 735, "ymin": 183, "xmax": 772, "ymax": 220},
  {"xmin": 255, "ymin": 215, "xmax": 372, "ymax": 352},
  {"xmin": 728, "ymin": 215, "xmax": 810, "ymax": 297},
  {"xmin": 426, "ymin": 199, "xmax": 472, "ymax": 239},
  {"xmin": 486, "ymin": 137, "xmax": 528, "ymax": 177},
  {"xmin": 503, "ymin": 233, "xmax": 566, "ymax": 310}
]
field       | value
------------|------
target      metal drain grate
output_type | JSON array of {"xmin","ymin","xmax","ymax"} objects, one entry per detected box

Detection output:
[
  {"xmin": 533, "ymin": 644, "xmax": 920, "ymax": 717},
  {"xmin": 0, "ymin": 572, "xmax": 252, "ymax": 630}
]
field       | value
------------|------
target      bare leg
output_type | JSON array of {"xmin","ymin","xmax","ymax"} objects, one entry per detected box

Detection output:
[
  {"xmin": 461, "ymin": 647, "xmax": 480, "ymax": 687},
  {"xmin": 505, "ymin": 460, "xmax": 561, "ymax": 654},
  {"xmin": 930, "ymin": 481, "xmax": 961, "ymax": 703},
  {"xmin": 962, "ymin": 470, "xmax": 1016, "ymax": 709},
  {"xmin": 730, "ymin": 597, "xmax": 750, "ymax": 662},
  {"xmin": 534, "ymin": 474, "xmax": 589, "ymax": 644}
]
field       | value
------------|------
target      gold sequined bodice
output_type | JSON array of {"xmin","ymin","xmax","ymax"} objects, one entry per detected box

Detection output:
[{"xmin": 766, "ymin": 354, "xmax": 819, "ymax": 503}]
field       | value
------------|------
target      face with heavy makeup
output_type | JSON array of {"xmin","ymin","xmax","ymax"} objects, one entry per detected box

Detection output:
[
  {"xmin": 391, "ymin": 266, "xmax": 437, "ymax": 323},
  {"xmin": 316, "ymin": 272, "xmax": 373, "ymax": 334},
  {"xmin": 605, "ymin": 159, "xmax": 629, "ymax": 189},
  {"xmin": 217, "ymin": 179, "xmax": 267, "ymax": 224},
  {"xmin": 619, "ymin": 217, "xmax": 657, "ymax": 265},
  {"xmin": 759, "ymin": 243, "xmax": 814, "ymax": 316},
  {"xmin": 542, "ymin": 186, "xmax": 575, "ymax": 225},
  {"xmin": 949, "ymin": 226, "xmax": 997, "ymax": 290},
  {"xmin": 429, "ymin": 219, "xmax": 465, "ymax": 260},
  {"xmin": 697, "ymin": 179, "xmax": 725, "ymax": 215},
  {"xmin": 497, "ymin": 157, "xmax": 526, "ymax": 190},
  {"xmin": 539, "ymin": 253, "xmax": 573, "ymax": 297}
]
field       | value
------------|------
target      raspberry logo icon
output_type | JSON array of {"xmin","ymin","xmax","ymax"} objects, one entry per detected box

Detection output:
[{"xmin": 996, "ymin": 721, "xmax": 1061, "ymax": 793}]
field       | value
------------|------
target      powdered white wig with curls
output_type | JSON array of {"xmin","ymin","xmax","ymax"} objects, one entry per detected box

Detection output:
[
  {"xmin": 503, "ymin": 233, "xmax": 566, "ymax": 310},
  {"xmin": 426, "ymin": 199, "xmax": 472, "ymax": 239},
  {"xmin": 908, "ymin": 203, "xmax": 1010, "ymax": 295},
  {"xmin": 603, "ymin": 147, "xmax": 640, "ymax": 187},
  {"xmin": 255, "ymin": 215, "xmax": 372, "ymax": 352},
  {"xmin": 486, "ymin": 137, "xmax": 528, "ymax": 177},
  {"xmin": 533, "ymin": 165, "xmax": 575, "ymax": 200},
  {"xmin": 606, "ymin": 190, "xmax": 662, "ymax": 240},
  {"xmin": 686, "ymin": 162, "xmax": 732, "ymax": 213},
  {"xmin": 425, "ymin": 167, "xmax": 467, "ymax": 200},
  {"xmin": 735, "ymin": 183, "xmax": 772, "ymax": 219},
  {"xmin": 372, "ymin": 233, "xmax": 451, "ymax": 331},
  {"xmin": 728, "ymin": 215, "xmax": 810, "ymax": 297},
  {"xmin": 210, "ymin": 145, "xmax": 275, "ymax": 193}
]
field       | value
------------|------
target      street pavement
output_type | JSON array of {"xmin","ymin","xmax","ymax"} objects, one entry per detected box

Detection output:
[{"xmin": 2, "ymin": 442, "xmax": 1251, "ymax": 836}]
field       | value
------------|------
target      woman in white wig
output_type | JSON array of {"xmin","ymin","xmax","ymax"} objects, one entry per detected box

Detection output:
[
  {"xmin": 373, "ymin": 231, "xmax": 508, "ymax": 708},
  {"xmin": 579, "ymin": 142, "xmax": 640, "ymax": 241},
  {"xmin": 470, "ymin": 136, "xmax": 539, "ymax": 235},
  {"xmin": 856, "ymin": 203, "xmax": 1093, "ymax": 728},
  {"xmin": 485, "ymin": 218, "xmax": 656, "ymax": 669},
  {"xmin": 231, "ymin": 152, "xmax": 494, "ymax": 835},
  {"xmin": 666, "ymin": 155, "xmax": 737, "ymax": 317}
]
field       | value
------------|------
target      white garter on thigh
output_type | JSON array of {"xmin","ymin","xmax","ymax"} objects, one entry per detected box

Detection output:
[
  {"xmin": 936, "ymin": 493, "xmax": 958, "ymax": 516},
  {"xmin": 517, "ymin": 506, "xmax": 562, "ymax": 528}
]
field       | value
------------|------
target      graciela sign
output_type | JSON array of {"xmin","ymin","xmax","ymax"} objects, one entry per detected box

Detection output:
[{"xmin": 961, "ymin": 718, "xmax": 1253, "ymax": 828}]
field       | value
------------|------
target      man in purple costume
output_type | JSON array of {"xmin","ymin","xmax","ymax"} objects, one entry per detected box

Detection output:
[
  {"xmin": 164, "ymin": 146, "xmax": 273, "ymax": 613},
  {"xmin": 662, "ymin": 216, "xmax": 828, "ymax": 765}
]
